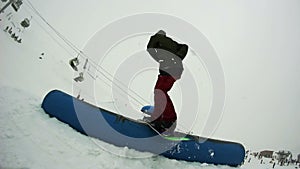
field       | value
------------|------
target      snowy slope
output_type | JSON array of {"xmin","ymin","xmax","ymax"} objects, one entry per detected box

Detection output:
[{"xmin": 0, "ymin": 86, "xmax": 298, "ymax": 169}]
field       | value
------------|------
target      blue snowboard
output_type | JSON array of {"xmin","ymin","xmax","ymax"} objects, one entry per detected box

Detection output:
[{"xmin": 41, "ymin": 90, "xmax": 245, "ymax": 166}]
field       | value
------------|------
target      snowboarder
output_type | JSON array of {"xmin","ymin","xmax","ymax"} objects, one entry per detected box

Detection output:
[{"xmin": 145, "ymin": 30, "xmax": 188, "ymax": 132}]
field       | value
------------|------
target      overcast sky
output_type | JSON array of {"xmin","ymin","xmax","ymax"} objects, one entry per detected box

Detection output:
[{"xmin": 7, "ymin": 0, "xmax": 300, "ymax": 155}]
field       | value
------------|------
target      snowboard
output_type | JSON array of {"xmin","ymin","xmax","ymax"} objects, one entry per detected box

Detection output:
[{"xmin": 42, "ymin": 90, "xmax": 246, "ymax": 166}]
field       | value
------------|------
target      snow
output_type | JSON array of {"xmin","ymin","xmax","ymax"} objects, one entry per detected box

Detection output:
[
  {"xmin": 0, "ymin": 85, "xmax": 299, "ymax": 169},
  {"xmin": 0, "ymin": 1, "xmax": 299, "ymax": 169}
]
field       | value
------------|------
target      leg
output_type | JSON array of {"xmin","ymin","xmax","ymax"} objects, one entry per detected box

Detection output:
[
  {"xmin": 151, "ymin": 75, "xmax": 177, "ymax": 131},
  {"xmin": 162, "ymin": 91, "xmax": 177, "ymax": 121}
]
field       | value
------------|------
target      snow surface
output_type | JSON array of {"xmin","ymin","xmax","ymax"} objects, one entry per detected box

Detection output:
[
  {"xmin": 0, "ymin": 86, "xmax": 298, "ymax": 168},
  {"xmin": 0, "ymin": 1, "xmax": 299, "ymax": 169}
]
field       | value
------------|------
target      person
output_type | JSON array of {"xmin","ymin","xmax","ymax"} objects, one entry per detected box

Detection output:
[{"xmin": 145, "ymin": 30, "xmax": 188, "ymax": 133}]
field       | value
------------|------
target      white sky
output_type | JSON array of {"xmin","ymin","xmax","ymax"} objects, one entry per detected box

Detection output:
[{"xmin": 2, "ymin": 0, "xmax": 299, "ymax": 155}]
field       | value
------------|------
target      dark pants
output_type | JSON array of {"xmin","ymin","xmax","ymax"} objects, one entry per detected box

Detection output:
[{"xmin": 151, "ymin": 75, "xmax": 177, "ymax": 131}]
